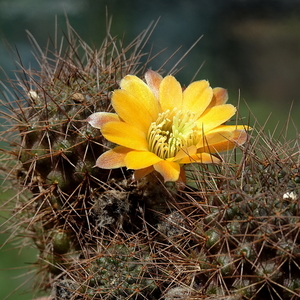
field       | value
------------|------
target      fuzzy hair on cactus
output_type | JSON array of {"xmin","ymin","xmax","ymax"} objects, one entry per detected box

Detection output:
[{"xmin": 1, "ymin": 18, "xmax": 300, "ymax": 300}]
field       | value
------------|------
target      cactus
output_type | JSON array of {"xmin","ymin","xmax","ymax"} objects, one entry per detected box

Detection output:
[
  {"xmin": 1, "ymin": 19, "xmax": 300, "ymax": 300},
  {"xmin": 155, "ymin": 134, "xmax": 300, "ymax": 299},
  {"xmin": 0, "ymin": 21, "xmax": 168, "ymax": 299}
]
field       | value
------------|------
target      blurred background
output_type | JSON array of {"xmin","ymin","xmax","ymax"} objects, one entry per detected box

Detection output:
[{"xmin": 1, "ymin": 0, "xmax": 300, "ymax": 298}]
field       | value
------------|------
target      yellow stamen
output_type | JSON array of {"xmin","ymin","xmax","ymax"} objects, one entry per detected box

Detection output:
[{"xmin": 147, "ymin": 109, "xmax": 198, "ymax": 159}]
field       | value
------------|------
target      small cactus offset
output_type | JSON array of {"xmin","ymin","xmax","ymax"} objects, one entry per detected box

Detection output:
[{"xmin": 1, "ymin": 20, "xmax": 300, "ymax": 300}]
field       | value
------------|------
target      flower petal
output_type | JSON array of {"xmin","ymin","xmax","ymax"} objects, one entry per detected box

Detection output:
[
  {"xmin": 196, "ymin": 104, "xmax": 236, "ymax": 133},
  {"xmin": 204, "ymin": 125, "xmax": 250, "ymax": 135},
  {"xmin": 96, "ymin": 146, "xmax": 131, "ymax": 169},
  {"xmin": 207, "ymin": 87, "xmax": 228, "ymax": 109},
  {"xmin": 197, "ymin": 129, "xmax": 248, "ymax": 153},
  {"xmin": 153, "ymin": 160, "xmax": 181, "ymax": 182},
  {"xmin": 173, "ymin": 145, "xmax": 197, "ymax": 161},
  {"xmin": 145, "ymin": 70, "xmax": 163, "ymax": 99},
  {"xmin": 179, "ymin": 152, "xmax": 221, "ymax": 164},
  {"xmin": 125, "ymin": 151, "xmax": 162, "ymax": 169},
  {"xmin": 182, "ymin": 80, "xmax": 213, "ymax": 118},
  {"xmin": 178, "ymin": 167, "xmax": 186, "ymax": 184},
  {"xmin": 197, "ymin": 125, "xmax": 245, "ymax": 147},
  {"xmin": 133, "ymin": 166, "xmax": 155, "ymax": 180},
  {"xmin": 101, "ymin": 121, "xmax": 148, "ymax": 150},
  {"xmin": 112, "ymin": 89, "xmax": 154, "ymax": 132},
  {"xmin": 120, "ymin": 75, "xmax": 159, "ymax": 118},
  {"xmin": 208, "ymin": 125, "xmax": 250, "ymax": 132},
  {"xmin": 159, "ymin": 75, "xmax": 182, "ymax": 111},
  {"xmin": 87, "ymin": 112, "xmax": 120, "ymax": 129}
]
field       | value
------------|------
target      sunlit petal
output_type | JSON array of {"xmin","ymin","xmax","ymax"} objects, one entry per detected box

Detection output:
[
  {"xmin": 153, "ymin": 160, "xmax": 181, "ymax": 182},
  {"xmin": 96, "ymin": 146, "xmax": 131, "ymax": 169},
  {"xmin": 197, "ymin": 125, "xmax": 247, "ymax": 148},
  {"xmin": 173, "ymin": 145, "xmax": 197, "ymax": 161},
  {"xmin": 196, "ymin": 104, "xmax": 236, "ymax": 133},
  {"xmin": 197, "ymin": 129, "xmax": 248, "ymax": 153},
  {"xmin": 159, "ymin": 75, "xmax": 182, "ymax": 111},
  {"xmin": 182, "ymin": 80, "xmax": 213, "ymax": 118},
  {"xmin": 87, "ymin": 112, "xmax": 120, "ymax": 129},
  {"xmin": 101, "ymin": 121, "xmax": 148, "ymax": 150},
  {"xmin": 120, "ymin": 75, "xmax": 159, "ymax": 118},
  {"xmin": 207, "ymin": 124, "xmax": 250, "ymax": 132},
  {"xmin": 125, "ymin": 151, "xmax": 162, "ymax": 169},
  {"xmin": 112, "ymin": 89, "xmax": 154, "ymax": 132}
]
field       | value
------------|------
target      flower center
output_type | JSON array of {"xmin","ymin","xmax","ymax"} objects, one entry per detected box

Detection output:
[{"xmin": 147, "ymin": 109, "xmax": 198, "ymax": 159}]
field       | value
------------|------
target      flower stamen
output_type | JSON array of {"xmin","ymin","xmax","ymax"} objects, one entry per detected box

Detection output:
[{"xmin": 147, "ymin": 109, "xmax": 197, "ymax": 159}]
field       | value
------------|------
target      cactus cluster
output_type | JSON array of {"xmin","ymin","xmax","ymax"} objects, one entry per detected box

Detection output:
[{"xmin": 1, "ymin": 21, "xmax": 300, "ymax": 300}]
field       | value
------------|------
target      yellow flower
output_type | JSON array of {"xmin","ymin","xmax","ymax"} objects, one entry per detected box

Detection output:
[{"xmin": 88, "ymin": 70, "xmax": 249, "ymax": 182}]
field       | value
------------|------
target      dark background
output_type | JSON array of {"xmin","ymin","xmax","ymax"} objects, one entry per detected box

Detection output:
[{"xmin": 1, "ymin": 0, "xmax": 300, "ymax": 299}]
